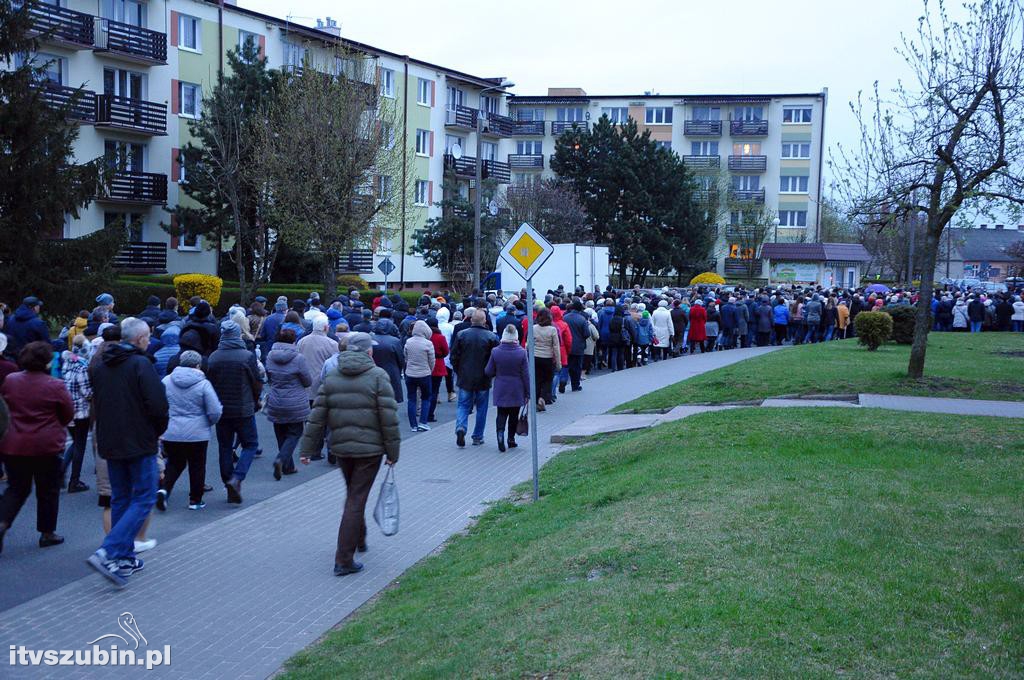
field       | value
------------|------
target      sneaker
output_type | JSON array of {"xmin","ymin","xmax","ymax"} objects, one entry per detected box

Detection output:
[
  {"xmin": 334, "ymin": 561, "xmax": 364, "ymax": 576},
  {"xmin": 456, "ymin": 430, "xmax": 466, "ymax": 448},
  {"xmin": 116, "ymin": 557, "xmax": 144, "ymax": 577},
  {"xmin": 254, "ymin": 448, "xmax": 263, "ymax": 458},
  {"xmin": 133, "ymin": 538, "xmax": 157, "ymax": 553},
  {"xmin": 188, "ymin": 501, "xmax": 207, "ymax": 510},
  {"xmin": 155, "ymin": 489, "xmax": 168, "ymax": 512},
  {"xmin": 68, "ymin": 480, "xmax": 90, "ymax": 493},
  {"xmin": 86, "ymin": 550, "xmax": 126, "ymax": 588},
  {"xmin": 447, "ymin": 391, "xmax": 456, "ymax": 402},
  {"xmin": 537, "ymin": 398, "xmax": 546, "ymax": 412},
  {"xmin": 472, "ymin": 438, "xmax": 484, "ymax": 446},
  {"xmin": 417, "ymin": 424, "xmax": 431, "ymax": 432}
]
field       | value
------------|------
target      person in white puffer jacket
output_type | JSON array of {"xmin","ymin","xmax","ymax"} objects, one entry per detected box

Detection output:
[{"xmin": 1012, "ymin": 295, "xmax": 1024, "ymax": 332}]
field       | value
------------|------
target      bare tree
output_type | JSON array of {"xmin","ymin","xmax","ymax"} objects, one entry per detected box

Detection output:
[
  {"xmin": 701, "ymin": 170, "xmax": 775, "ymax": 280},
  {"xmin": 1007, "ymin": 239, "xmax": 1024, "ymax": 276},
  {"xmin": 834, "ymin": 0, "xmax": 1024, "ymax": 377},
  {"xmin": 501, "ymin": 179, "xmax": 591, "ymax": 244}
]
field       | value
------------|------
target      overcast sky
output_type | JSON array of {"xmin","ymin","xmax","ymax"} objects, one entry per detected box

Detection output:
[{"xmin": 241, "ymin": 0, "xmax": 969, "ymax": 190}]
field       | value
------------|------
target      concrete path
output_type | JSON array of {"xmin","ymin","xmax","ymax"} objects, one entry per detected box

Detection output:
[{"xmin": 0, "ymin": 345, "xmax": 778, "ymax": 679}]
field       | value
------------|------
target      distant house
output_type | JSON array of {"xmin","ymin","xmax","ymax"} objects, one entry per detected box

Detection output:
[
  {"xmin": 761, "ymin": 243, "xmax": 872, "ymax": 288},
  {"xmin": 936, "ymin": 225, "xmax": 1024, "ymax": 282}
]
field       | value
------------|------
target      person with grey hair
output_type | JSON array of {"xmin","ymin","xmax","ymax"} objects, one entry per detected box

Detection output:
[
  {"xmin": 297, "ymin": 314, "xmax": 340, "ymax": 404},
  {"xmin": 157, "ymin": 350, "xmax": 222, "ymax": 511}
]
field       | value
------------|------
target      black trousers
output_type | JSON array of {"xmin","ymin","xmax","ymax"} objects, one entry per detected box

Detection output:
[
  {"xmin": 0, "ymin": 455, "xmax": 61, "ymax": 533},
  {"xmin": 568, "ymin": 354, "xmax": 584, "ymax": 390},
  {"xmin": 336, "ymin": 455, "xmax": 383, "ymax": 567},
  {"xmin": 535, "ymin": 357, "xmax": 555, "ymax": 403},
  {"xmin": 495, "ymin": 406, "xmax": 519, "ymax": 440},
  {"xmin": 429, "ymin": 375, "xmax": 444, "ymax": 419},
  {"xmin": 162, "ymin": 440, "xmax": 208, "ymax": 504},
  {"xmin": 773, "ymin": 324, "xmax": 788, "ymax": 345},
  {"xmin": 63, "ymin": 417, "xmax": 91, "ymax": 484}
]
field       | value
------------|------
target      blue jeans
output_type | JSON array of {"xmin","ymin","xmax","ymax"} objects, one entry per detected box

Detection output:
[
  {"xmin": 405, "ymin": 375, "xmax": 431, "ymax": 427},
  {"xmin": 1014, "ymin": 320, "xmax": 1024, "ymax": 332},
  {"xmin": 216, "ymin": 416, "xmax": 258, "ymax": 483},
  {"xmin": 101, "ymin": 454, "xmax": 158, "ymax": 560},
  {"xmin": 456, "ymin": 388, "xmax": 489, "ymax": 441},
  {"xmin": 970, "ymin": 321, "xmax": 983, "ymax": 333},
  {"xmin": 607, "ymin": 346, "xmax": 625, "ymax": 371},
  {"xmin": 804, "ymin": 325, "xmax": 819, "ymax": 343},
  {"xmin": 824, "ymin": 326, "xmax": 834, "ymax": 341}
]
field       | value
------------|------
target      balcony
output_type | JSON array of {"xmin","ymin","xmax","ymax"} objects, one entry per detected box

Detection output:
[
  {"xmin": 481, "ymin": 112, "xmax": 514, "ymax": 137},
  {"xmin": 730, "ymin": 119, "xmax": 769, "ymax": 136},
  {"xmin": 682, "ymin": 155, "xmax": 720, "ymax": 171},
  {"xmin": 512, "ymin": 120, "xmax": 545, "ymax": 136},
  {"xmin": 337, "ymin": 250, "xmax": 374, "ymax": 273},
  {"xmin": 508, "ymin": 154, "xmax": 544, "ymax": 169},
  {"xmin": 37, "ymin": 83, "xmax": 95, "ymax": 123},
  {"xmin": 692, "ymin": 189, "xmax": 719, "ymax": 204},
  {"xmin": 114, "ymin": 241, "xmax": 167, "ymax": 273},
  {"xmin": 95, "ymin": 94, "xmax": 166, "ymax": 135},
  {"xmin": 94, "ymin": 19, "xmax": 167, "ymax": 65},
  {"xmin": 551, "ymin": 120, "xmax": 589, "ymax": 136},
  {"xmin": 728, "ymin": 155, "xmax": 767, "ymax": 172},
  {"xmin": 684, "ymin": 120, "xmax": 722, "ymax": 136},
  {"xmin": 100, "ymin": 171, "xmax": 168, "ymax": 204},
  {"xmin": 24, "ymin": 1, "xmax": 94, "ymax": 48},
  {"xmin": 445, "ymin": 105, "xmax": 478, "ymax": 130},
  {"xmin": 730, "ymin": 189, "xmax": 766, "ymax": 203},
  {"xmin": 443, "ymin": 154, "xmax": 511, "ymax": 184}
]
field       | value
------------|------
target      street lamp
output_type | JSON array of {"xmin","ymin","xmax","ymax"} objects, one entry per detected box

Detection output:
[
  {"xmin": 773, "ymin": 216, "xmax": 781, "ymax": 243},
  {"xmin": 474, "ymin": 79, "xmax": 515, "ymax": 293}
]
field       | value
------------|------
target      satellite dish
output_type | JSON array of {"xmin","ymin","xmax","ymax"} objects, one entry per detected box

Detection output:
[
  {"xmin": 451, "ymin": 143, "xmax": 463, "ymax": 160},
  {"xmin": 488, "ymin": 200, "xmax": 499, "ymax": 216}
]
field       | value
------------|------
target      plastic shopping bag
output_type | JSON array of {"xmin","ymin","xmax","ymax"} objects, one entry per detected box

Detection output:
[{"xmin": 373, "ymin": 465, "xmax": 399, "ymax": 536}]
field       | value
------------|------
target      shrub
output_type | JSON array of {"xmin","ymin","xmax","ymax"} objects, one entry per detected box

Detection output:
[
  {"xmin": 337, "ymin": 275, "xmax": 369, "ymax": 292},
  {"xmin": 689, "ymin": 272, "xmax": 726, "ymax": 286},
  {"xmin": 854, "ymin": 311, "xmax": 893, "ymax": 351},
  {"xmin": 173, "ymin": 274, "xmax": 223, "ymax": 312},
  {"xmin": 884, "ymin": 305, "xmax": 918, "ymax": 344}
]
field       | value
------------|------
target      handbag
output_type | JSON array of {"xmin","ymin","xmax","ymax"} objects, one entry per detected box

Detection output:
[
  {"xmin": 372, "ymin": 465, "xmax": 400, "ymax": 536},
  {"xmin": 516, "ymin": 405, "xmax": 529, "ymax": 436}
]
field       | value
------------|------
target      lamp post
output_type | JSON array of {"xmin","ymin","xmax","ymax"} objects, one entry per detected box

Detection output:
[
  {"xmin": 473, "ymin": 79, "xmax": 515, "ymax": 293},
  {"xmin": 773, "ymin": 216, "xmax": 781, "ymax": 243}
]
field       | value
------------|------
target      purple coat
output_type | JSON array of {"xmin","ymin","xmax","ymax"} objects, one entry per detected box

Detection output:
[{"xmin": 485, "ymin": 343, "xmax": 530, "ymax": 408}]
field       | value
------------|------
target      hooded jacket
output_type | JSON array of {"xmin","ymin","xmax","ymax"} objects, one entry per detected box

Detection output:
[
  {"xmin": 264, "ymin": 342, "xmax": 312, "ymax": 423},
  {"xmin": 370, "ymin": 331, "xmax": 405, "ymax": 403},
  {"xmin": 206, "ymin": 337, "xmax": 262, "ymax": 419},
  {"xmin": 688, "ymin": 304, "xmax": 707, "ymax": 342},
  {"xmin": 430, "ymin": 328, "xmax": 449, "ymax": 378},
  {"xmin": 404, "ymin": 320, "xmax": 436, "ymax": 379},
  {"xmin": 485, "ymin": 342, "xmax": 530, "ymax": 408},
  {"xmin": 563, "ymin": 309, "xmax": 591, "ymax": 356},
  {"xmin": 89, "ymin": 343, "xmax": 169, "ymax": 460},
  {"xmin": 297, "ymin": 331, "xmax": 340, "ymax": 400},
  {"xmin": 298, "ymin": 350, "xmax": 400, "ymax": 463},
  {"xmin": 153, "ymin": 326, "xmax": 180, "ymax": 377},
  {"xmin": 161, "ymin": 366, "xmax": 222, "ymax": 442},
  {"xmin": 66, "ymin": 316, "xmax": 88, "ymax": 350},
  {"xmin": 5, "ymin": 304, "xmax": 49, "ymax": 354},
  {"xmin": 0, "ymin": 370, "xmax": 74, "ymax": 456},
  {"xmin": 652, "ymin": 305, "xmax": 673, "ymax": 346}
]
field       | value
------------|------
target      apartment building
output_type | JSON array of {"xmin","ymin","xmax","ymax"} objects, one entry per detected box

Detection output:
[{"xmin": 507, "ymin": 88, "xmax": 828, "ymax": 278}]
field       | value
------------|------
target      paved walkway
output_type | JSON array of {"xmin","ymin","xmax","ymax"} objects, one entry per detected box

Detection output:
[{"xmin": 0, "ymin": 345, "xmax": 778, "ymax": 679}]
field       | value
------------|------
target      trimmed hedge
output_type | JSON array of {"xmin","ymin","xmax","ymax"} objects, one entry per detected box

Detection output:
[
  {"xmin": 854, "ymin": 311, "xmax": 893, "ymax": 351},
  {"xmin": 884, "ymin": 304, "xmax": 918, "ymax": 345}
]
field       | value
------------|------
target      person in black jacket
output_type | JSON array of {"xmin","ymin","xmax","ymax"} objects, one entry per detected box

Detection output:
[
  {"xmin": 5, "ymin": 297, "xmax": 49, "ymax": 355},
  {"xmin": 967, "ymin": 296, "xmax": 986, "ymax": 333},
  {"xmin": 86, "ymin": 317, "xmax": 169, "ymax": 588},
  {"xmin": 181, "ymin": 301, "xmax": 220, "ymax": 355},
  {"xmin": 206, "ymin": 320, "xmax": 262, "ymax": 504},
  {"xmin": 449, "ymin": 310, "xmax": 499, "ymax": 447},
  {"xmin": 563, "ymin": 302, "xmax": 591, "ymax": 392}
]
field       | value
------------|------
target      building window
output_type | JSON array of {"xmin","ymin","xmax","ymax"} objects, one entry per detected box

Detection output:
[
  {"xmin": 415, "ymin": 129, "xmax": 430, "ymax": 156},
  {"xmin": 556, "ymin": 107, "xmax": 584, "ymax": 122},
  {"xmin": 733, "ymin": 106, "xmax": 763, "ymax": 121},
  {"xmin": 104, "ymin": 140, "xmax": 145, "ymax": 171},
  {"xmin": 733, "ymin": 142, "xmax": 762, "ymax": 156},
  {"xmin": 691, "ymin": 106, "xmax": 721, "ymax": 121},
  {"xmin": 513, "ymin": 173, "xmax": 538, "ymax": 187},
  {"xmin": 691, "ymin": 141, "xmax": 718, "ymax": 155},
  {"xmin": 481, "ymin": 141, "xmax": 497, "ymax": 161},
  {"xmin": 733, "ymin": 175, "xmax": 760, "ymax": 191},
  {"xmin": 447, "ymin": 86, "xmax": 464, "ymax": 111},
  {"xmin": 381, "ymin": 122, "xmax": 395, "ymax": 149},
  {"xmin": 445, "ymin": 134, "xmax": 464, "ymax": 154},
  {"xmin": 178, "ymin": 14, "xmax": 200, "ymax": 52},
  {"xmin": 516, "ymin": 107, "xmax": 544, "ymax": 121},
  {"xmin": 380, "ymin": 68, "xmax": 395, "ymax": 98},
  {"xmin": 778, "ymin": 210, "xmax": 808, "ymax": 226},
  {"xmin": 177, "ymin": 150, "xmax": 186, "ymax": 183},
  {"xmin": 105, "ymin": 211, "xmax": 144, "ymax": 242},
  {"xmin": 480, "ymin": 94, "xmax": 499, "ymax": 115},
  {"xmin": 601, "ymin": 107, "xmax": 628, "ymax": 123},
  {"xmin": 417, "ymin": 78, "xmax": 431, "ymax": 105},
  {"xmin": 781, "ymin": 142, "xmax": 811, "ymax": 159},
  {"xmin": 377, "ymin": 175, "xmax": 392, "ymax": 202},
  {"xmin": 780, "ymin": 175, "xmax": 809, "ymax": 193},
  {"xmin": 238, "ymin": 30, "xmax": 259, "ymax": 59},
  {"xmin": 645, "ymin": 107, "xmax": 673, "ymax": 125},
  {"xmin": 179, "ymin": 81, "xmax": 200, "ymax": 118},
  {"xmin": 517, "ymin": 140, "xmax": 541, "ymax": 155},
  {"xmin": 654, "ymin": 140, "xmax": 672, "ymax": 151},
  {"xmin": 783, "ymin": 106, "xmax": 812, "ymax": 123},
  {"xmin": 414, "ymin": 180, "xmax": 429, "ymax": 206}
]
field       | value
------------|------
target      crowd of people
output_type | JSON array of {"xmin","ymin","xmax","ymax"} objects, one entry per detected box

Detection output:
[{"xmin": 0, "ymin": 279, "xmax": 1021, "ymax": 584}]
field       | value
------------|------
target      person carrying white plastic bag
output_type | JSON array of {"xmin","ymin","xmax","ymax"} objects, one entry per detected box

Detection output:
[{"xmin": 373, "ymin": 466, "xmax": 399, "ymax": 536}]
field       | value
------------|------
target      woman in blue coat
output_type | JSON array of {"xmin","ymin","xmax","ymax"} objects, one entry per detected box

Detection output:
[{"xmin": 485, "ymin": 324, "xmax": 530, "ymax": 452}]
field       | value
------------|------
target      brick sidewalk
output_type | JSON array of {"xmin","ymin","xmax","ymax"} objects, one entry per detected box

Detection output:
[{"xmin": 0, "ymin": 347, "xmax": 777, "ymax": 680}]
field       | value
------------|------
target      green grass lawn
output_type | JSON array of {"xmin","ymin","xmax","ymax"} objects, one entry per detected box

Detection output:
[
  {"xmin": 616, "ymin": 332, "xmax": 1024, "ymax": 412},
  {"xmin": 282, "ymin": 410, "xmax": 1024, "ymax": 678}
]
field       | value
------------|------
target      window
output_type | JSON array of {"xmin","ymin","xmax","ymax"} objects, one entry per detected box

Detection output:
[
  {"xmin": 601, "ymin": 107, "xmax": 628, "ymax": 123},
  {"xmin": 733, "ymin": 106, "xmax": 763, "ymax": 121},
  {"xmin": 176, "ymin": 149, "xmax": 186, "ymax": 183},
  {"xmin": 380, "ymin": 68, "xmax": 395, "ymax": 98},
  {"xmin": 17, "ymin": 52, "xmax": 65, "ymax": 84},
  {"xmin": 481, "ymin": 142, "xmax": 497, "ymax": 161},
  {"xmin": 414, "ymin": 180, "xmax": 429, "ymax": 206},
  {"xmin": 178, "ymin": 14, "xmax": 200, "ymax": 52},
  {"xmin": 733, "ymin": 142, "xmax": 762, "ymax": 156},
  {"xmin": 381, "ymin": 122, "xmax": 395, "ymax": 150},
  {"xmin": 516, "ymin": 107, "xmax": 544, "ymax": 121},
  {"xmin": 645, "ymin": 107, "xmax": 673, "ymax": 124},
  {"xmin": 446, "ymin": 86, "xmax": 464, "ymax": 111},
  {"xmin": 104, "ymin": 140, "xmax": 144, "ymax": 171},
  {"xmin": 415, "ymin": 129, "xmax": 430, "ymax": 156},
  {"xmin": 691, "ymin": 141, "xmax": 718, "ymax": 156},
  {"xmin": 417, "ymin": 78, "xmax": 432, "ymax": 106},
  {"xmin": 778, "ymin": 210, "xmax": 808, "ymax": 226},
  {"xmin": 480, "ymin": 94, "xmax": 499, "ymax": 115},
  {"xmin": 239, "ymin": 30, "xmax": 259, "ymax": 59},
  {"xmin": 780, "ymin": 175, "xmax": 809, "ymax": 193},
  {"xmin": 783, "ymin": 106, "xmax": 812, "ymax": 123},
  {"xmin": 377, "ymin": 175, "xmax": 393, "ymax": 201},
  {"xmin": 513, "ymin": 173, "xmax": 539, "ymax": 187},
  {"xmin": 105, "ymin": 211, "xmax": 144, "ymax": 242},
  {"xmin": 103, "ymin": 0, "xmax": 146, "ymax": 27},
  {"xmin": 730, "ymin": 211, "xmax": 757, "ymax": 226},
  {"xmin": 282, "ymin": 41, "xmax": 304, "ymax": 69},
  {"xmin": 517, "ymin": 140, "xmax": 542, "ymax": 155},
  {"xmin": 445, "ymin": 134, "xmax": 464, "ymax": 154},
  {"xmin": 654, "ymin": 140, "xmax": 672, "ymax": 151},
  {"xmin": 781, "ymin": 142, "xmax": 811, "ymax": 159},
  {"xmin": 691, "ymin": 106, "xmax": 721, "ymax": 121},
  {"xmin": 179, "ymin": 81, "xmax": 200, "ymax": 118},
  {"xmin": 556, "ymin": 107, "xmax": 584, "ymax": 122},
  {"xmin": 732, "ymin": 175, "xmax": 760, "ymax": 191}
]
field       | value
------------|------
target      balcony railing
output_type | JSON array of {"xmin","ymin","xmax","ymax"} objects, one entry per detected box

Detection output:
[
  {"xmin": 337, "ymin": 249, "xmax": 374, "ymax": 273},
  {"xmin": 728, "ymin": 155, "xmax": 767, "ymax": 172},
  {"xmin": 551, "ymin": 120, "xmax": 589, "ymax": 135},
  {"xmin": 692, "ymin": 189, "xmax": 719, "ymax": 204},
  {"xmin": 730, "ymin": 119, "xmax": 769, "ymax": 136},
  {"xmin": 481, "ymin": 112, "xmax": 514, "ymax": 137},
  {"xmin": 512, "ymin": 120, "xmax": 545, "ymax": 136},
  {"xmin": 37, "ymin": 83, "xmax": 95, "ymax": 122},
  {"xmin": 445, "ymin": 105, "xmax": 477, "ymax": 129},
  {"xmin": 682, "ymin": 155, "xmax": 720, "ymax": 171},
  {"xmin": 683, "ymin": 120, "xmax": 722, "ymax": 136},
  {"xmin": 95, "ymin": 18, "xmax": 167, "ymax": 63},
  {"xmin": 508, "ymin": 154, "xmax": 544, "ymax": 169},
  {"xmin": 101, "ymin": 171, "xmax": 168, "ymax": 204},
  {"xmin": 730, "ymin": 189, "xmax": 766, "ymax": 203},
  {"xmin": 95, "ymin": 94, "xmax": 166, "ymax": 135},
  {"xmin": 443, "ymin": 154, "xmax": 511, "ymax": 183},
  {"xmin": 25, "ymin": 1, "xmax": 94, "ymax": 47},
  {"xmin": 114, "ymin": 241, "xmax": 167, "ymax": 273}
]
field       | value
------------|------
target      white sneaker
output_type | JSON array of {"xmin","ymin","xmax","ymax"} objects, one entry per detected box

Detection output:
[
  {"xmin": 417, "ymin": 424, "xmax": 431, "ymax": 432},
  {"xmin": 134, "ymin": 538, "xmax": 157, "ymax": 553}
]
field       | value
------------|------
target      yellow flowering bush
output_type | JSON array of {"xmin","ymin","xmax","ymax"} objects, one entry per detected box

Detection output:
[
  {"xmin": 689, "ymin": 272, "xmax": 726, "ymax": 286},
  {"xmin": 173, "ymin": 274, "xmax": 223, "ymax": 312}
]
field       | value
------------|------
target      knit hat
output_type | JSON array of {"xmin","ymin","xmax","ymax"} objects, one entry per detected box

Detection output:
[
  {"xmin": 642, "ymin": 311, "xmax": 650, "ymax": 319},
  {"xmin": 179, "ymin": 350, "xmax": 203, "ymax": 368},
  {"xmin": 194, "ymin": 301, "xmax": 212, "ymax": 319},
  {"xmin": 147, "ymin": 295, "xmax": 161, "ymax": 306},
  {"xmin": 501, "ymin": 324, "xmax": 519, "ymax": 343},
  {"xmin": 220, "ymin": 319, "xmax": 241, "ymax": 339},
  {"xmin": 96, "ymin": 293, "xmax": 114, "ymax": 306},
  {"xmin": 346, "ymin": 331, "xmax": 378, "ymax": 352},
  {"xmin": 274, "ymin": 301, "xmax": 287, "ymax": 312}
]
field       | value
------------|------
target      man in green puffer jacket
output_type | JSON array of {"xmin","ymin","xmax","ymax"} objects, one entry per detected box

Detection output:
[{"xmin": 298, "ymin": 332, "xmax": 400, "ymax": 577}]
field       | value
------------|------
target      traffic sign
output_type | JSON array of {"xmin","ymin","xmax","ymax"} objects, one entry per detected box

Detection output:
[
  {"xmin": 377, "ymin": 257, "xmax": 396, "ymax": 276},
  {"xmin": 499, "ymin": 222, "xmax": 554, "ymax": 281}
]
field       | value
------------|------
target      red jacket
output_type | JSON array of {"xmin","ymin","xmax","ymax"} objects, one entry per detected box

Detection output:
[
  {"xmin": 430, "ymin": 330, "xmax": 449, "ymax": 378},
  {"xmin": 0, "ymin": 371, "xmax": 74, "ymax": 456},
  {"xmin": 550, "ymin": 307, "xmax": 571, "ymax": 367},
  {"xmin": 688, "ymin": 305, "xmax": 708, "ymax": 342}
]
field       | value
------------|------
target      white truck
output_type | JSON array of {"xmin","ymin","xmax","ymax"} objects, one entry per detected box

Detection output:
[{"xmin": 490, "ymin": 243, "xmax": 610, "ymax": 295}]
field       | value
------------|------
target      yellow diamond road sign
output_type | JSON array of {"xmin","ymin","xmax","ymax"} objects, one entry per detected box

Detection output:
[{"xmin": 500, "ymin": 222, "xmax": 554, "ymax": 281}]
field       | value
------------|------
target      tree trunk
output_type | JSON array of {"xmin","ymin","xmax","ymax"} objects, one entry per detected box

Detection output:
[
  {"xmin": 907, "ymin": 226, "xmax": 942, "ymax": 378},
  {"xmin": 322, "ymin": 254, "xmax": 337, "ymax": 300},
  {"xmin": 235, "ymin": 226, "xmax": 249, "ymax": 307}
]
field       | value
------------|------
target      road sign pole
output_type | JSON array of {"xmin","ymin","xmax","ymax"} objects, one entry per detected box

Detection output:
[{"xmin": 526, "ymin": 276, "xmax": 539, "ymax": 502}]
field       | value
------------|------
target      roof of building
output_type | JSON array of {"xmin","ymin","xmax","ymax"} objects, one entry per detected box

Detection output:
[
  {"xmin": 948, "ymin": 227, "xmax": 1024, "ymax": 261},
  {"xmin": 761, "ymin": 243, "xmax": 871, "ymax": 262},
  {"xmin": 509, "ymin": 92, "xmax": 825, "ymax": 106}
]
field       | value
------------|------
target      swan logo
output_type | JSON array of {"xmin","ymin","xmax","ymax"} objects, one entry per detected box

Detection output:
[{"xmin": 8, "ymin": 612, "xmax": 171, "ymax": 669}]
